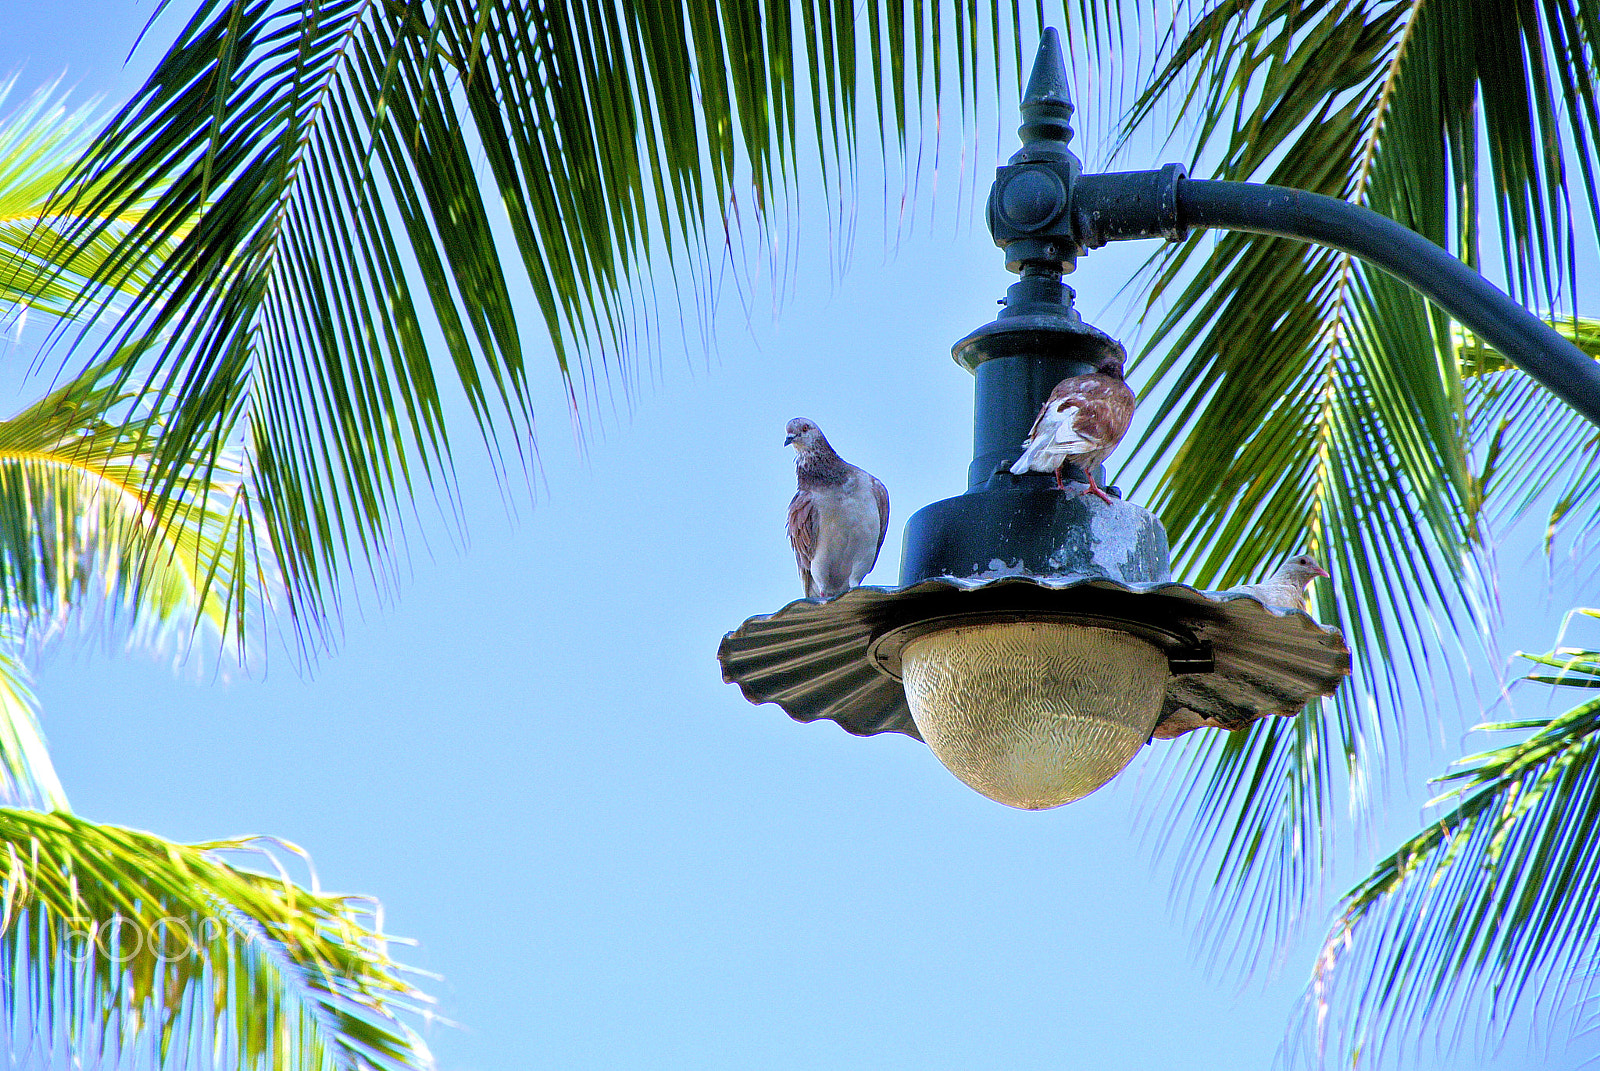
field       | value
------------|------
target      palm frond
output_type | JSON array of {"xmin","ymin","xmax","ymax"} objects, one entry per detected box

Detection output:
[
  {"xmin": 1298, "ymin": 609, "xmax": 1600, "ymax": 1066},
  {"xmin": 0, "ymin": 79, "xmax": 177, "ymax": 323},
  {"xmin": 1151, "ymin": 703, "xmax": 1343, "ymax": 971},
  {"xmin": 45, "ymin": 0, "xmax": 963, "ymax": 630},
  {"xmin": 1457, "ymin": 316, "xmax": 1600, "ymax": 550},
  {"xmin": 0, "ymin": 345, "xmax": 265, "ymax": 659},
  {"xmin": 0, "ymin": 640, "xmax": 65, "ymax": 813},
  {"xmin": 1124, "ymin": 0, "xmax": 1600, "ymax": 946},
  {"xmin": 0, "ymin": 809, "xmax": 432, "ymax": 1070},
  {"xmin": 42, "ymin": 0, "xmax": 1165, "ymax": 634}
]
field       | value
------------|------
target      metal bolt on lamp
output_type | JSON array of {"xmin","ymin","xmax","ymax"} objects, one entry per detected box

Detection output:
[{"xmin": 718, "ymin": 30, "xmax": 1358, "ymax": 809}]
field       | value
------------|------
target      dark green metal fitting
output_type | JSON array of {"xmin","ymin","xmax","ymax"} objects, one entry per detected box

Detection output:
[{"xmin": 985, "ymin": 27, "xmax": 1082, "ymax": 274}]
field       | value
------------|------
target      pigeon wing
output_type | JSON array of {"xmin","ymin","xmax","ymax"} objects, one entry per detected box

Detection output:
[
  {"xmin": 787, "ymin": 489, "xmax": 819, "ymax": 598},
  {"xmin": 870, "ymin": 474, "xmax": 890, "ymax": 557},
  {"xmin": 1050, "ymin": 404, "xmax": 1093, "ymax": 448},
  {"xmin": 1063, "ymin": 378, "xmax": 1135, "ymax": 460}
]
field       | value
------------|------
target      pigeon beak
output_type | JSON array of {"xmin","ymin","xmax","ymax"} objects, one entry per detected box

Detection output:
[
  {"xmin": 783, "ymin": 434, "xmax": 797, "ymax": 447},
  {"xmin": 1314, "ymin": 566, "xmax": 1330, "ymax": 579}
]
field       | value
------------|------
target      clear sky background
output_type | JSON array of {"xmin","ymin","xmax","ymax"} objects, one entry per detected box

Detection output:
[{"xmin": 4, "ymin": 3, "xmax": 1598, "ymax": 1070}]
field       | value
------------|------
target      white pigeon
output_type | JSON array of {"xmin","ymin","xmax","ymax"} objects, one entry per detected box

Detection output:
[
  {"xmin": 784, "ymin": 417, "xmax": 889, "ymax": 599},
  {"xmin": 1229, "ymin": 554, "xmax": 1330, "ymax": 611}
]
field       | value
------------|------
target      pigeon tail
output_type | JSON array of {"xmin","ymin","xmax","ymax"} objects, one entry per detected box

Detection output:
[{"xmin": 1009, "ymin": 445, "xmax": 1041, "ymax": 476}]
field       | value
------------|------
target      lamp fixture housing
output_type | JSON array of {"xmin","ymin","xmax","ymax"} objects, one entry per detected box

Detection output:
[{"xmin": 717, "ymin": 28, "xmax": 1350, "ymax": 808}]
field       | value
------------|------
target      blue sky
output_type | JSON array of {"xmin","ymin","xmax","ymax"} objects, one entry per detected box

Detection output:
[{"xmin": 5, "ymin": 3, "xmax": 1598, "ymax": 1069}]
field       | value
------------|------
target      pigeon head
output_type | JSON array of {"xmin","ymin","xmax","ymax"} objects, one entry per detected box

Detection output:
[
  {"xmin": 784, "ymin": 417, "xmax": 829, "ymax": 454},
  {"xmin": 1094, "ymin": 349, "xmax": 1128, "ymax": 380},
  {"xmin": 1278, "ymin": 554, "xmax": 1331, "ymax": 587}
]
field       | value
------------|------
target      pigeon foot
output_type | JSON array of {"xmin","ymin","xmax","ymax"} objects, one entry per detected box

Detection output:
[{"xmin": 1078, "ymin": 473, "xmax": 1115, "ymax": 505}]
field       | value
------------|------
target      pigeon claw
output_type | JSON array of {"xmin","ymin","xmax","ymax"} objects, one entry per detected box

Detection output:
[{"xmin": 1079, "ymin": 472, "xmax": 1115, "ymax": 505}]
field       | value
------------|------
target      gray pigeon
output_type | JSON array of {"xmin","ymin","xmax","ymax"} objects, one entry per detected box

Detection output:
[
  {"xmin": 1229, "ymin": 554, "xmax": 1329, "ymax": 611},
  {"xmin": 784, "ymin": 418, "xmax": 889, "ymax": 599}
]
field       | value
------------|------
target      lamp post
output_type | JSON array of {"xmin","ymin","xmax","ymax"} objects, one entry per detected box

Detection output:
[{"xmin": 719, "ymin": 29, "xmax": 1599, "ymax": 810}]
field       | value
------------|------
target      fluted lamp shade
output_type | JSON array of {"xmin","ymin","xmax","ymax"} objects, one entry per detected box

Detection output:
[{"xmin": 900, "ymin": 621, "xmax": 1167, "ymax": 808}]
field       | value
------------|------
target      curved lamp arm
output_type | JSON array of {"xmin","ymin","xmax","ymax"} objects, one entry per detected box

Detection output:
[{"xmin": 1177, "ymin": 180, "xmax": 1600, "ymax": 426}]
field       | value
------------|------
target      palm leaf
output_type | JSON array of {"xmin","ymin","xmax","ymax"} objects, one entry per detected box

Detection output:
[
  {"xmin": 1457, "ymin": 316, "xmax": 1600, "ymax": 548},
  {"xmin": 1299, "ymin": 609, "xmax": 1600, "ymax": 1066},
  {"xmin": 0, "ymin": 640, "xmax": 65, "ymax": 813},
  {"xmin": 1124, "ymin": 0, "xmax": 1600, "ymax": 947},
  {"xmin": 0, "ymin": 809, "xmax": 432, "ymax": 1070},
  {"xmin": 0, "ymin": 44, "xmax": 426, "ymax": 1071},
  {"xmin": 44, "ymin": 0, "xmax": 961, "ymax": 630},
  {"xmin": 42, "ymin": 0, "xmax": 1160, "ymax": 633},
  {"xmin": 0, "ymin": 80, "xmax": 178, "ymax": 322},
  {"xmin": 0, "ymin": 345, "xmax": 264, "ymax": 659}
]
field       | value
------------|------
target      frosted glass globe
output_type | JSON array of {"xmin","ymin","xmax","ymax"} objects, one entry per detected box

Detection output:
[{"xmin": 900, "ymin": 621, "xmax": 1168, "ymax": 809}]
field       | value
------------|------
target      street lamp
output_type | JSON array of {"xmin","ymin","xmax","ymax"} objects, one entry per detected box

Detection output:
[{"xmin": 720, "ymin": 29, "xmax": 1600, "ymax": 810}]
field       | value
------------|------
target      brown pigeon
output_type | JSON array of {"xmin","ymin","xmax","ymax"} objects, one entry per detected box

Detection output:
[
  {"xmin": 785, "ymin": 418, "xmax": 889, "ymax": 599},
  {"xmin": 1009, "ymin": 351, "xmax": 1136, "ymax": 503},
  {"xmin": 1230, "ymin": 554, "xmax": 1330, "ymax": 611}
]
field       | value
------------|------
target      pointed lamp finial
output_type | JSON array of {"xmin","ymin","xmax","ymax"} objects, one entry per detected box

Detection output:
[
  {"xmin": 982, "ymin": 28, "xmax": 1084, "ymax": 276},
  {"xmin": 1022, "ymin": 27, "xmax": 1071, "ymax": 110},
  {"xmin": 1013, "ymin": 28, "xmax": 1076, "ymax": 164}
]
